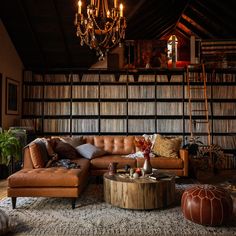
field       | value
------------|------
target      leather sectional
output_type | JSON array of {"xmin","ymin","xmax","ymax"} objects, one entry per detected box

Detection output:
[{"xmin": 7, "ymin": 136, "xmax": 188, "ymax": 209}]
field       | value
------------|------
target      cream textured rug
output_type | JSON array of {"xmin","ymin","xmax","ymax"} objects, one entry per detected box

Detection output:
[{"xmin": 0, "ymin": 181, "xmax": 236, "ymax": 236}]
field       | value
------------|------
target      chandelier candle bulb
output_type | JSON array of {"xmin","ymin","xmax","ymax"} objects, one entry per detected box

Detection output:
[
  {"xmin": 119, "ymin": 3, "xmax": 123, "ymax": 17},
  {"xmin": 114, "ymin": 0, "xmax": 117, "ymax": 8},
  {"xmin": 78, "ymin": 0, "xmax": 82, "ymax": 14}
]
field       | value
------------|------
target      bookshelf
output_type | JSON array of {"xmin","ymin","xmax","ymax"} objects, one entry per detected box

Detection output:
[{"xmin": 22, "ymin": 68, "xmax": 236, "ymax": 151}]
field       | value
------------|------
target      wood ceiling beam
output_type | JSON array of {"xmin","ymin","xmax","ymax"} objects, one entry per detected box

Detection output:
[
  {"xmin": 195, "ymin": 0, "xmax": 236, "ymax": 35},
  {"xmin": 18, "ymin": 0, "xmax": 47, "ymax": 68},
  {"xmin": 175, "ymin": 28, "xmax": 190, "ymax": 40},
  {"xmin": 52, "ymin": 0, "xmax": 73, "ymax": 67},
  {"xmin": 126, "ymin": 0, "xmax": 146, "ymax": 21},
  {"xmin": 181, "ymin": 13, "xmax": 213, "ymax": 38},
  {"xmin": 188, "ymin": 2, "xmax": 222, "ymax": 36},
  {"xmin": 176, "ymin": 22, "xmax": 195, "ymax": 37}
]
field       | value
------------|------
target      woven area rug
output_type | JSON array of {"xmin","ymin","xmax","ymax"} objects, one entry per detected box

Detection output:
[{"xmin": 0, "ymin": 180, "xmax": 236, "ymax": 236}]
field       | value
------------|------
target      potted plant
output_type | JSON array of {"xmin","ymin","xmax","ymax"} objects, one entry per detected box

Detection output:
[
  {"xmin": 183, "ymin": 137, "xmax": 224, "ymax": 175},
  {"xmin": 183, "ymin": 136, "xmax": 203, "ymax": 157},
  {"xmin": 0, "ymin": 130, "xmax": 21, "ymax": 178}
]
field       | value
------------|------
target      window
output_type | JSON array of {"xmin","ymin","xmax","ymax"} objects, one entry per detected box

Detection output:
[{"xmin": 167, "ymin": 35, "xmax": 178, "ymax": 62}]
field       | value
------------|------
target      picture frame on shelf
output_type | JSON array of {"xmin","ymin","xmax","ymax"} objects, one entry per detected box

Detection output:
[{"xmin": 6, "ymin": 77, "xmax": 19, "ymax": 115}]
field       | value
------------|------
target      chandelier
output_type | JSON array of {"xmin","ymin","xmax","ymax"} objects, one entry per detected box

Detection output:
[{"xmin": 75, "ymin": 0, "xmax": 126, "ymax": 60}]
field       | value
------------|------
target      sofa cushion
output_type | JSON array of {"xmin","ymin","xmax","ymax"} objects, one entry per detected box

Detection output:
[
  {"xmin": 54, "ymin": 141, "xmax": 80, "ymax": 159},
  {"xmin": 8, "ymin": 158, "xmax": 90, "ymax": 188},
  {"xmin": 29, "ymin": 142, "xmax": 47, "ymax": 168},
  {"xmin": 90, "ymin": 155, "xmax": 137, "ymax": 170},
  {"xmin": 93, "ymin": 136, "xmax": 135, "ymax": 155},
  {"xmin": 152, "ymin": 134, "xmax": 182, "ymax": 158},
  {"xmin": 76, "ymin": 143, "xmax": 106, "ymax": 159},
  {"xmin": 59, "ymin": 136, "xmax": 84, "ymax": 148}
]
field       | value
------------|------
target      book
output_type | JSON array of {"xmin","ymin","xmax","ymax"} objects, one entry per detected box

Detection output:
[{"xmin": 149, "ymin": 172, "xmax": 172, "ymax": 180}]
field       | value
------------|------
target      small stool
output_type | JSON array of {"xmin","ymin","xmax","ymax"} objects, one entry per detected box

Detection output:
[{"xmin": 181, "ymin": 184, "xmax": 233, "ymax": 226}]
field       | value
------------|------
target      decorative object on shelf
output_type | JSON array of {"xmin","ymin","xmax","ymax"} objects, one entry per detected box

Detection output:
[
  {"xmin": 108, "ymin": 162, "xmax": 118, "ymax": 175},
  {"xmin": 134, "ymin": 137, "xmax": 152, "ymax": 174},
  {"xmin": 74, "ymin": 0, "xmax": 126, "ymax": 60}
]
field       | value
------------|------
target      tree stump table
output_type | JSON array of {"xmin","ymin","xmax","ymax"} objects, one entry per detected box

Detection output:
[{"xmin": 103, "ymin": 172, "xmax": 175, "ymax": 210}]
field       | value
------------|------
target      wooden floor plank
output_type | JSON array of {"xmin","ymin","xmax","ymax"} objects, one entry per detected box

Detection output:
[{"xmin": 0, "ymin": 179, "xmax": 7, "ymax": 200}]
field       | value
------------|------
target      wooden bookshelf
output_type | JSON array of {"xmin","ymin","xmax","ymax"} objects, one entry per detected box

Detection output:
[{"xmin": 22, "ymin": 68, "xmax": 236, "ymax": 151}]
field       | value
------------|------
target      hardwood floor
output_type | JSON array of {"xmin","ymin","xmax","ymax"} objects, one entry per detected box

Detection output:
[{"xmin": 0, "ymin": 179, "xmax": 7, "ymax": 200}]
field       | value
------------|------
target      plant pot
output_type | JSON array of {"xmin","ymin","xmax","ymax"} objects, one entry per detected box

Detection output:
[{"xmin": 0, "ymin": 164, "xmax": 9, "ymax": 179}]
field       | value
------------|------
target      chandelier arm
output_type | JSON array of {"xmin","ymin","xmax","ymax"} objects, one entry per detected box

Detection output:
[{"xmin": 91, "ymin": 14, "xmax": 117, "ymax": 34}]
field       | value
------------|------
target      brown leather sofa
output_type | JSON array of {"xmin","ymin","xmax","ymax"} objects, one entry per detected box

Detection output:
[{"xmin": 7, "ymin": 135, "xmax": 188, "ymax": 209}]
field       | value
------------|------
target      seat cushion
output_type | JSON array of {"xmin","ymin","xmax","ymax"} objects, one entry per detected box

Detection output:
[
  {"xmin": 8, "ymin": 158, "xmax": 90, "ymax": 188},
  {"xmin": 136, "ymin": 157, "xmax": 183, "ymax": 169},
  {"xmin": 90, "ymin": 155, "xmax": 137, "ymax": 170}
]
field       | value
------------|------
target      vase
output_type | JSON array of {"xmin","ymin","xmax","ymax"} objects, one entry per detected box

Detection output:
[
  {"xmin": 143, "ymin": 158, "xmax": 152, "ymax": 174},
  {"xmin": 108, "ymin": 162, "xmax": 118, "ymax": 175}
]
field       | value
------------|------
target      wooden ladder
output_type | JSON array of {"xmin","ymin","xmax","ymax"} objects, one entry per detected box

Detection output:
[{"xmin": 186, "ymin": 63, "xmax": 211, "ymax": 145}]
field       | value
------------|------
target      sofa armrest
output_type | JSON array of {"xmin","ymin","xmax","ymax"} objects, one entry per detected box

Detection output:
[
  {"xmin": 22, "ymin": 146, "xmax": 34, "ymax": 169},
  {"xmin": 179, "ymin": 149, "xmax": 188, "ymax": 176}
]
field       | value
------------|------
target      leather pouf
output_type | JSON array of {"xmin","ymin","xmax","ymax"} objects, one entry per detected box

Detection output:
[{"xmin": 181, "ymin": 185, "xmax": 233, "ymax": 226}]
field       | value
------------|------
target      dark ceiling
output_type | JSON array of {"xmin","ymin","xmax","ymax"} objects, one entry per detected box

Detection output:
[{"xmin": 1, "ymin": 0, "xmax": 236, "ymax": 70}]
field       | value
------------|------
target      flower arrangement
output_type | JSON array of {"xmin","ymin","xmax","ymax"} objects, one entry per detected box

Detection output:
[{"xmin": 134, "ymin": 137, "xmax": 152, "ymax": 160}]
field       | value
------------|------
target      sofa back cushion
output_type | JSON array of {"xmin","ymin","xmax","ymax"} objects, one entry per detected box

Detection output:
[
  {"xmin": 93, "ymin": 136, "xmax": 135, "ymax": 155},
  {"xmin": 29, "ymin": 142, "xmax": 47, "ymax": 168}
]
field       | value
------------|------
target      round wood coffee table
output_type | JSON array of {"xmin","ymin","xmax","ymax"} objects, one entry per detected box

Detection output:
[{"xmin": 103, "ymin": 172, "xmax": 175, "ymax": 210}]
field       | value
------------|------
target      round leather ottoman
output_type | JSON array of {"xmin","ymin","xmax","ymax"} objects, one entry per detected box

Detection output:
[{"xmin": 181, "ymin": 185, "xmax": 233, "ymax": 226}]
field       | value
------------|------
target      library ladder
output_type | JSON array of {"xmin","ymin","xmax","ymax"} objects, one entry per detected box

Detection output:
[{"xmin": 186, "ymin": 63, "xmax": 211, "ymax": 145}]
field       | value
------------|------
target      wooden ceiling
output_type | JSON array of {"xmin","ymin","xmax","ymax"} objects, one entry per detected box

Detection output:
[{"xmin": 1, "ymin": 0, "xmax": 236, "ymax": 70}]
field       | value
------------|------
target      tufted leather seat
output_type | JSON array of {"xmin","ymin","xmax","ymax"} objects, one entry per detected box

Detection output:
[{"xmin": 181, "ymin": 185, "xmax": 233, "ymax": 226}]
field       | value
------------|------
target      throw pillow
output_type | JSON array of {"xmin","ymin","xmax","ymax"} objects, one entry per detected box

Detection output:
[
  {"xmin": 76, "ymin": 143, "xmax": 106, "ymax": 159},
  {"xmin": 0, "ymin": 209, "xmax": 16, "ymax": 235},
  {"xmin": 32, "ymin": 138, "xmax": 49, "ymax": 164},
  {"xmin": 54, "ymin": 141, "xmax": 80, "ymax": 159},
  {"xmin": 29, "ymin": 138, "xmax": 49, "ymax": 168},
  {"xmin": 152, "ymin": 134, "xmax": 182, "ymax": 158},
  {"xmin": 59, "ymin": 136, "xmax": 84, "ymax": 148}
]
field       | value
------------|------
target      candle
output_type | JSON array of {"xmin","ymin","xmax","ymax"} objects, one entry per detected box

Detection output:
[
  {"xmin": 119, "ymin": 3, "xmax": 123, "ymax": 17},
  {"xmin": 107, "ymin": 10, "xmax": 110, "ymax": 18},
  {"xmin": 78, "ymin": 0, "xmax": 82, "ymax": 14},
  {"xmin": 114, "ymin": 0, "xmax": 117, "ymax": 8},
  {"xmin": 91, "ymin": 0, "xmax": 94, "ymax": 5}
]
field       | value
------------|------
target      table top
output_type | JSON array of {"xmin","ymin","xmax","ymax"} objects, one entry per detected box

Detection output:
[{"xmin": 103, "ymin": 171, "xmax": 175, "ymax": 184}]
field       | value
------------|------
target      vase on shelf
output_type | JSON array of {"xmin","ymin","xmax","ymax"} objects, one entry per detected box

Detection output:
[{"xmin": 143, "ymin": 153, "xmax": 152, "ymax": 174}]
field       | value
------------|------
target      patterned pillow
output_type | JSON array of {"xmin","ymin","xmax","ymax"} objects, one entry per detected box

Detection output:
[
  {"xmin": 152, "ymin": 134, "xmax": 182, "ymax": 158},
  {"xmin": 76, "ymin": 143, "xmax": 106, "ymax": 159}
]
